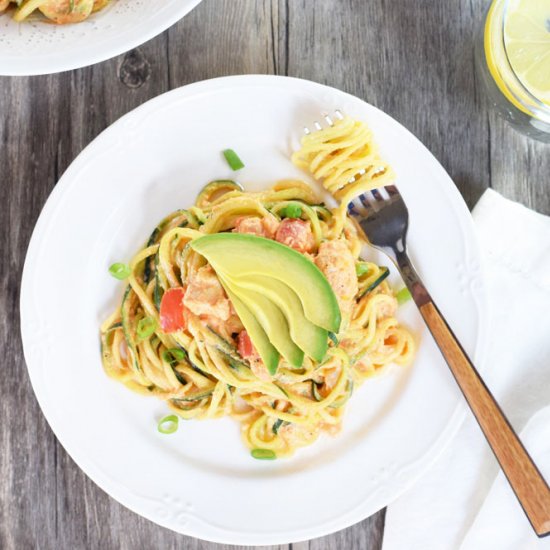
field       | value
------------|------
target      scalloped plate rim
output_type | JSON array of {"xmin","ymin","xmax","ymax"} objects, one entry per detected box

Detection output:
[{"xmin": 0, "ymin": 0, "xmax": 203, "ymax": 76}]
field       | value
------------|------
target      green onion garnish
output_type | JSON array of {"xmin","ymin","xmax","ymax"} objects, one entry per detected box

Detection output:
[
  {"xmin": 251, "ymin": 448, "xmax": 276, "ymax": 460},
  {"xmin": 170, "ymin": 348, "xmax": 186, "ymax": 360},
  {"xmin": 162, "ymin": 348, "xmax": 186, "ymax": 364},
  {"xmin": 137, "ymin": 316, "xmax": 157, "ymax": 340},
  {"xmin": 222, "ymin": 149, "xmax": 245, "ymax": 171},
  {"xmin": 157, "ymin": 414, "xmax": 179, "ymax": 434},
  {"xmin": 356, "ymin": 262, "xmax": 370, "ymax": 277},
  {"xmin": 328, "ymin": 332, "xmax": 339, "ymax": 345},
  {"xmin": 281, "ymin": 204, "xmax": 302, "ymax": 219},
  {"xmin": 109, "ymin": 262, "xmax": 131, "ymax": 280},
  {"xmin": 396, "ymin": 287, "xmax": 412, "ymax": 305}
]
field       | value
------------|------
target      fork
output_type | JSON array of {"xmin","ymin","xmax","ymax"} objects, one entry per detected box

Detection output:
[{"xmin": 303, "ymin": 114, "xmax": 550, "ymax": 537}]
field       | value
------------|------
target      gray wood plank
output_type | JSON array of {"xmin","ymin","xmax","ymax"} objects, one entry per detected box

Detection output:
[
  {"xmin": 292, "ymin": 510, "xmax": 386, "ymax": 550},
  {"xmin": 1, "ymin": 0, "xmax": 549, "ymax": 549},
  {"xmin": 286, "ymin": 0, "xmax": 491, "ymax": 210},
  {"xmin": 488, "ymin": 109, "xmax": 550, "ymax": 216},
  {"xmin": 166, "ymin": 0, "xmax": 278, "ymax": 84}
]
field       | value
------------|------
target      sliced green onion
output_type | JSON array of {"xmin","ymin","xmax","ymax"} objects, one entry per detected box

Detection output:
[
  {"xmin": 396, "ymin": 287, "xmax": 412, "ymax": 305},
  {"xmin": 328, "ymin": 332, "xmax": 339, "ymax": 345},
  {"xmin": 157, "ymin": 414, "xmax": 179, "ymax": 434},
  {"xmin": 109, "ymin": 262, "xmax": 131, "ymax": 280},
  {"xmin": 281, "ymin": 204, "xmax": 302, "ymax": 219},
  {"xmin": 137, "ymin": 316, "xmax": 157, "ymax": 340},
  {"xmin": 222, "ymin": 149, "xmax": 245, "ymax": 171},
  {"xmin": 170, "ymin": 348, "xmax": 186, "ymax": 360},
  {"xmin": 162, "ymin": 348, "xmax": 186, "ymax": 364},
  {"xmin": 355, "ymin": 262, "xmax": 370, "ymax": 277},
  {"xmin": 251, "ymin": 448, "xmax": 276, "ymax": 460}
]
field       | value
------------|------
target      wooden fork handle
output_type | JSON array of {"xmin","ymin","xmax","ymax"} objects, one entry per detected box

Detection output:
[{"xmin": 420, "ymin": 300, "xmax": 550, "ymax": 537}]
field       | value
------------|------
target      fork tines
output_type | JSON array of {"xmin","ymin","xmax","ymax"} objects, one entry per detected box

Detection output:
[
  {"xmin": 300, "ymin": 111, "xmax": 402, "ymax": 219},
  {"xmin": 303, "ymin": 110, "xmax": 344, "ymax": 135},
  {"xmin": 349, "ymin": 184, "xmax": 401, "ymax": 217}
]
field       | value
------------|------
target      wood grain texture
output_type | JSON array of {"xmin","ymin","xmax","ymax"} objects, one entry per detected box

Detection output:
[
  {"xmin": 1, "ymin": 1, "xmax": 550, "ymax": 549},
  {"xmin": 419, "ymin": 302, "xmax": 550, "ymax": 537}
]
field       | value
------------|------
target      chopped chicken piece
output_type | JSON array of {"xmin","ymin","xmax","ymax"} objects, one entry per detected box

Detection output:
[
  {"xmin": 205, "ymin": 310, "xmax": 244, "ymax": 336},
  {"xmin": 244, "ymin": 344, "xmax": 271, "ymax": 381},
  {"xmin": 279, "ymin": 423, "xmax": 319, "ymax": 446},
  {"xmin": 377, "ymin": 296, "xmax": 398, "ymax": 319},
  {"xmin": 315, "ymin": 240, "xmax": 358, "ymax": 313},
  {"xmin": 323, "ymin": 366, "xmax": 341, "ymax": 391},
  {"xmin": 183, "ymin": 265, "xmax": 231, "ymax": 320},
  {"xmin": 233, "ymin": 215, "xmax": 279, "ymax": 239},
  {"xmin": 275, "ymin": 218, "xmax": 315, "ymax": 253}
]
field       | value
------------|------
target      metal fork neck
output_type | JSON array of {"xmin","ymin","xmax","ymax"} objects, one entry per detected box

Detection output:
[{"xmin": 387, "ymin": 245, "xmax": 432, "ymax": 308}]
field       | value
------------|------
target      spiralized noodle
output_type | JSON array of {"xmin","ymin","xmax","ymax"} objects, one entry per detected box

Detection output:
[
  {"xmin": 1, "ymin": 0, "xmax": 111, "ymax": 24},
  {"xmin": 291, "ymin": 116, "xmax": 395, "ymax": 235},
  {"xmin": 100, "ymin": 118, "xmax": 415, "ymax": 458}
]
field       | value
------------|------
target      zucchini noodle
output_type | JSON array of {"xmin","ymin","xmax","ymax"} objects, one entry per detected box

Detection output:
[
  {"xmin": 2, "ymin": 0, "xmax": 111, "ymax": 24},
  {"xmin": 291, "ymin": 116, "xmax": 395, "ymax": 236},
  {"xmin": 100, "ymin": 118, "xmax": 415, "ymax": 459}
]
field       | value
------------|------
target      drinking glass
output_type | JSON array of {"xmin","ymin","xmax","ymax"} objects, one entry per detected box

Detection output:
[{"xmin": 475, "ymin": 0, "xmax": 550, "ymax": 142}]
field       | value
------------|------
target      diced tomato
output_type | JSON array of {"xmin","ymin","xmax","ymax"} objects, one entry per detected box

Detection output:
[
  {"xmin": 275, "ymin": 218, "xmax": 315, "ymax": 253},
  {"xmin": 237, "ymin": 330, "xmax": 256, "ymax": 359},
  {"xmin": 159, "ymin": 287, "xmax": 186, "ymax": 333}
]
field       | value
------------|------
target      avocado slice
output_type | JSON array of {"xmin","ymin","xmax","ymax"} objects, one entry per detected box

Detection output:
[
  {"xmin": 220, "ymin": 276, "xmax": 304, "ymax": 368},
  {"xmin": 222, "ymin": 287, "xmax": 280, "ymax": 375},
  {"xmin": 230, "ymin": 275, "xmax": 328, "ymax": 363},
  {"xmin": 190, "ymin": 233, "xmax": 341, "ymax": 333}
]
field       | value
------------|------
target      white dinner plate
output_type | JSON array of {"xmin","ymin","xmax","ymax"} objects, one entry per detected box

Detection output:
[
  {"xmin": 20, "ymin": 75, "xmax": 488, "ymax": 545},
  {"xmin": 0, "ymin": 0, "xmax": 202, "ymax": 76}
]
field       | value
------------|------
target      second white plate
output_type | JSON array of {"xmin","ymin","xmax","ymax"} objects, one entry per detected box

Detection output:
[{"xmin": 0, "ymin": 0, "xmax": 203, "ymax": 76}]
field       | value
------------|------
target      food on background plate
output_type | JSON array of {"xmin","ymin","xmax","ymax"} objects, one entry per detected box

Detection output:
[
  {"xmin": 100, "ymin": 117, "xmax": 415, "ymax": 459},
  {"xmin": 1, "ymin": 0, "xmax": 111, "ymax": 24}
]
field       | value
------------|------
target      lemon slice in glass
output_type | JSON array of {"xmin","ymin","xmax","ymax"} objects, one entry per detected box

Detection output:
[{"xmin": 504, "ymin": 0, "xmax": 550, "ymax": 105}]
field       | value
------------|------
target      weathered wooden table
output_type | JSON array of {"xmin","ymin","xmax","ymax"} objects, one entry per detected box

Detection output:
[{"xmin": 1, "ymin": 1, "xmax": 548, "ymax": 548}]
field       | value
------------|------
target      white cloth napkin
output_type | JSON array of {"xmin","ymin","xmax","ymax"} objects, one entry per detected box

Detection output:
[{"xmin": 382, "ymin": 189, "xmax": 550, "ymax": 550}]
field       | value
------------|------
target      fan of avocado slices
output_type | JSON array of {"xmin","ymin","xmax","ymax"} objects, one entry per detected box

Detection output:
[{"xmin": 189, "ymin": 233, "xmax": 341, "ymax": 375}]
